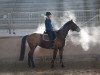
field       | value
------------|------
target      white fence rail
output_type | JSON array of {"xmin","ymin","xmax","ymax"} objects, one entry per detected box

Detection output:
[{"xmin": 0, "ymin": 9, "xmax": 100, "ymax": 36}]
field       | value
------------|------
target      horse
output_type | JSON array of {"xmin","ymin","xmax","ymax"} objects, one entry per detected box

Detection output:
[{"xmin": 19, "ymin": 20, "xmax": 80, "ymax": 68}]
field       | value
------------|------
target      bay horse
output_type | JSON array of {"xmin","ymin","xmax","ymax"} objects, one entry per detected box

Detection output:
[{"xmin": 19, "ymin": 20, "xmax": 80, "ymax": 68}]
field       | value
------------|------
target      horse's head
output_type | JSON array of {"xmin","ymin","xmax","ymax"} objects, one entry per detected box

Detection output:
[
  {"xmin": 69, "ymin": 20, "xmax": 80, "ymax": 32},
  {"xmin": 57, "ymin": 20, "xmax": 80, "ymax": 40}
]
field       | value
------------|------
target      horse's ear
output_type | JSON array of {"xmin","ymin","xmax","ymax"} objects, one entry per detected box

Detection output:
[{"xmin": 71, "ymin": 20, "xmax": 73, "ymax": 21}]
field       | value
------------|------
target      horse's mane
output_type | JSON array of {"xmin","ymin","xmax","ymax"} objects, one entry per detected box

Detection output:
[{"xmin": 59, "ymin": 20, "xmax": 71, "ymax": 31}]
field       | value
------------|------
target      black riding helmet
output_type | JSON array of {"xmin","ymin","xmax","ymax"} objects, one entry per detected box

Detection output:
[{"xmin": 46, "ymin": 12, "xmax": 52, "ymax": 16}]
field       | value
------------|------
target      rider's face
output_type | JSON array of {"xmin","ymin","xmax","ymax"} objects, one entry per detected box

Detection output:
[{"xmin": 47, "ymin": 15, "xmax": 51, "ymax": 19}]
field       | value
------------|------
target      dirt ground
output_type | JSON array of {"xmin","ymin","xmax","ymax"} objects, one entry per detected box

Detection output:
[{"xmin": 0, "ymin": 60, "xmax": 100, "ymax": 75}]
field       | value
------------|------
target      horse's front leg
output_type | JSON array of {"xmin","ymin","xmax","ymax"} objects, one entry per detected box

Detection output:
[
  {"xmin": 59, "ymin": 48, "xmax": 65, "ymax": 67},
  {"xmin": 51, "ymin": 49, "xmax": 58, "ymax": 68}
]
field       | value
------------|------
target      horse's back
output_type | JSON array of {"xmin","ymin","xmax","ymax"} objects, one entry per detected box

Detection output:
[{"xmin": 27, "ymin": 33, "xmax": 42, "ymax": 45}]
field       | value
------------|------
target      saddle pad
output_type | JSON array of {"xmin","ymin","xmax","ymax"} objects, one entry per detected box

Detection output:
[{"xmin": 43, "ymin": 34, "xmax": 49, "ymax": 41}]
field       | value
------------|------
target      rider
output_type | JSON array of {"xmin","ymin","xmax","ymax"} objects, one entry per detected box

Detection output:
[{"xmin": 45, "ymin": 12, "xmax": 56, "ymax": 48}]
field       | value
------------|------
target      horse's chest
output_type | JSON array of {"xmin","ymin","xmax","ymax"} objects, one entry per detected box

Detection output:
[{"xmin": 54, "ymin": 39, "xmax": 65, "ymax": 48}]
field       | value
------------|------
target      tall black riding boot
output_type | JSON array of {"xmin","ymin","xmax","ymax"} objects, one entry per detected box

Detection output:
[{"xmin": 49, "ymin": 41, "xmax": 54, "ymax": 48}]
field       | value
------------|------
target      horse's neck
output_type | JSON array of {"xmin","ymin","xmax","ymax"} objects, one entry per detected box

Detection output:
[{"xmin": 57, "ymin": 25, "xmax": 70, "ymax": 40}]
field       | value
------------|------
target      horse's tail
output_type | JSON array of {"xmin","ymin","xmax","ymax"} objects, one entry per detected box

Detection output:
[{"xmin": 19, "ymin": 35, "xmax": 28, "ymax": 61}]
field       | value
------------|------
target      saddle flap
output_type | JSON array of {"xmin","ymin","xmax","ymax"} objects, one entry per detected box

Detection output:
[{"xmin": 43, "ymin": 34, "xmax": 49, "ymax": 41}]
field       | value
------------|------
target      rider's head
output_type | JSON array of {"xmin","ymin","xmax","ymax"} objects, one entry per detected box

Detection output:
[{"xmin": 46, "ymin": 12, "xmax": 52, "ymax": 19}]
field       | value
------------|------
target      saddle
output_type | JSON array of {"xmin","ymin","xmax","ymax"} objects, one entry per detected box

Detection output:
[
  {"xmin": 42, "ymin": 31, "xmax": 56, "ymax": 41},
  {"xmin": 43, "ymin": 31, "xmax": 49, "ymax": 41},
  {"xmin": 42, "ymin": 31, "xmax": 56, "ymax": 48}
]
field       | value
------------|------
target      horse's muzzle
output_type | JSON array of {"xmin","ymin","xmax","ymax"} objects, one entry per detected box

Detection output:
[{"xmin": 77, "ymin": 27, "xmax": 80, "ymax": 32}]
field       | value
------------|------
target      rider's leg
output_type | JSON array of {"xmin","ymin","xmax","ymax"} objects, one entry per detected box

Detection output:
[{"xmin": 46, "ymin": 31, "xmax": 53, "ymax": 47}]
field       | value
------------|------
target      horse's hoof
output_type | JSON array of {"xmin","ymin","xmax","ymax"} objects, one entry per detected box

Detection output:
[
  {"xmin": 51, "ymin": 65, "xmax": 54, "ymax": 68},
  {"xmin": 32, "ymin": 65, "xmax": 35, "ymax": 68},
  {"xmin": 28, "ymin": 63, "xmax": 31, "ymax": 67},
  {"xmin": 61, "ymin": 65, "xmax": 65, "ymax": 68}
]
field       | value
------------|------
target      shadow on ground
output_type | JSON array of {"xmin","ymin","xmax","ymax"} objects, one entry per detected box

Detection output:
[{"xmin": 0, "ymin": 60, "xmax": 100, "ymax": 75}]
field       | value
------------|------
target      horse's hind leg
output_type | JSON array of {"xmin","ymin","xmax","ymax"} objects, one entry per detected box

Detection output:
[
  {"xmin": 28, "ymin": 46, "xmax": 36, "ymax": 68},
  {"xmin": 28, "ymin": 53, "xmax": 31, "ymax": 67},
  {"xmin": 51, "ymin": 49, "xmax": 58, "ymax": 68},
  {"xmin": 59, "ymin": 48, "xmax": 65, "ymax": 67}
]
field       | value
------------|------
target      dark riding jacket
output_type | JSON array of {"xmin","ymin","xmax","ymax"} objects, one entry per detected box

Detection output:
[
  {"xmin": 45, "ymin": 18, "xmax": 56, "ymax": 41},
  {"xmin": 45, "ymin": 18, "xmax": 53, "ymax": 31}
]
